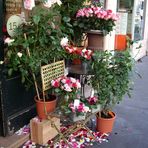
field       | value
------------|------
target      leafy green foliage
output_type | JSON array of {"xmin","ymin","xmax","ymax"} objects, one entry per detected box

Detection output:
[
  {"xmin": 90, "ymin": 49, "xmax": 134, "ymax": 114},
  {"xmin": 59, "ymin": 0, "xmax": 89, "ymax": 45},
  {"xmin": 6, "ymin": 6, "xmax": 66, "ymax": 89}
]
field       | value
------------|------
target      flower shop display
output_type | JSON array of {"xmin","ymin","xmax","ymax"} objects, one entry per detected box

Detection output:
[
  {"xmin": 4, "ymin": 1, "xmax": 68, "ymax": 120},
  {"xmin": 74, "ymin": 4, "xmax": 118, "ymax": 50},
  {"xmin": 60, "ymin": 37, "xmax": 93, "ymax": 67},
  {"xmin": 50, "ymin": 76, "xmax": 81, "ymax": 113},
  {"xmin": 89, "ymin": 48, "xmax": 134, "ymax": 133},
  {"xmin": 86, "ymin": 96, "xmax": 101, "ymax": 113},
  {"xmin": 75, "ymin": 5, "xmax": 118, "ymax": 33},
  {"xmin": 68, "ymin": 100, "xmax": 90, "ymax": 122},
  {"xmin": 59, "ymin": 0, "xmax": 88, "ymax": 46}
]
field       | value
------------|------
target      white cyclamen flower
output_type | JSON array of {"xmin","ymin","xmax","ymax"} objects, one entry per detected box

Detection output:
[
  {"xmin": 0, "ymin": 61, "xmax": 4, "ymax": 65},
  {"xmin": 17, "ymin": 52, "xmax": 22, "ymax": 58},
  {"xmin": 55, "ymin": 0, "xmax": 62, "ymax": 6},
  {"xmin": 60, "ymin": 37, "xmax": 68, "ymax": 47},
  {"xmin": 43, "ymin": 1, "xmax": 52, "ymax": 8},
  {"xmin": 4, "ymin": 37, "xmax": 14, "ymax": 45},
  {"xmin": 70, "ymin": 77, "xmax": 76, "ymax": 83}
]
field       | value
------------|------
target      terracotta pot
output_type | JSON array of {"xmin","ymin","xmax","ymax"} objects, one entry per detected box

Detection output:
[
  {"xmin": 72, "ymin": 58, "xmax": 81, "ymax": 65},
  {"xmin": 34, "ymin": 95, "xmax": 57, "ymax": 119},
  {"xmin": 96, "ymin": 111, "xmax": 116, "ymax": 133},
  {"xmin": 87, "ymin": 30, "xmax": 105, "ymax": 50},
  {"xmin": 72, "ymin": 46, "xmax": 83, "ymax": 65}
]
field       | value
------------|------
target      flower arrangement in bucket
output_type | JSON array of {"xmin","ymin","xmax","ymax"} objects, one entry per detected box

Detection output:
[
  {"xmin": 60, "ymin": 37, "xmax": 93, "ymax": 64},
  {"xmin": 51, "ymin": 76, "xmax": 81, "ymax": 111},
  {"xmin": 68, "ymin": 99, "xmax": 90, "ymax": 121},
  {"xmin": 75, "ymin": 4, "xmax": 118, "ymax": 33},
  {"xmin": 86, "ymin": 96, "xmax": 101, "ymax": 113}
]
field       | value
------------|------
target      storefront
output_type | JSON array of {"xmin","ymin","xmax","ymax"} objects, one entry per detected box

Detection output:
[
  {"xmin": 101, "ymin": 0, "xmax": 147, "ymax": 60},
  {"xmin": 113, "ymin": 0, "xmax": 148, "ymax": 60},
  {"xmin": 0, "ymin": 0, "xmax": 36, "ymax": 136}
]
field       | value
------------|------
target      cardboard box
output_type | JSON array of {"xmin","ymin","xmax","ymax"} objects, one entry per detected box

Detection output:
[{"xmin": 30, "ymin": 117, "xmax": 60, "ymax": 145}]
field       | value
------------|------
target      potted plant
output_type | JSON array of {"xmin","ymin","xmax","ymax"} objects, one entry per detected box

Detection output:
[
  {"xmin": 60, "ymin": 37, "xmax": 93, "ymax": 67},
  {"xmin": 4, "ymin": 1, "xmax": 67, "ymax": 119},
  {"xmin": 59, "ymin": 0, "xmax": 88, "ymax": 46},
  {"xmin": 50, "ymin": 76, "xmax": 81, "ymax": 110},
  {"xmin": 89, "ymin": 48, "xmax": 134, "ymax": 133},
  {"xmin": 74, "ymin": 2, "xmax": 118, "ymax": 49}
]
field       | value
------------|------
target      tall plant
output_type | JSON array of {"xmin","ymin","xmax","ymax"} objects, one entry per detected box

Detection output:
[
  {"xmin": 90, "ymin": 48, "xmax": 134, "ymax": 116},
  {"xmin": 59, "ymin": 0, "xmax": 89, "ymax": 45}
]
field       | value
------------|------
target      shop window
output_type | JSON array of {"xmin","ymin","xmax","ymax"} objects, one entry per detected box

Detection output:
[{"xmin": 133, "ymin": 0, "xmax": 145, "ymax": 41}]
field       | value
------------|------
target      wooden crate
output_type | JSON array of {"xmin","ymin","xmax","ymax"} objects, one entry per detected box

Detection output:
[{"xmin": 30, "ymin": 117, "xmax": 60, "ymax": 145}]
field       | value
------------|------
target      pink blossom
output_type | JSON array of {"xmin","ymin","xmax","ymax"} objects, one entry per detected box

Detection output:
[
  {"xmin": 77, "ymin": 102, "xmax": 85, "ymax": 112},
  {"xmin": 69, "ymin": 103, "xmax": 75, "ymax": 112},
  {"xmin": 64, "ymin": 84, "xmax": 72, "ymax": 92},
  {"xmin": 65, "ymin": 46, "xmax": 74, "ymax": 53},
  {"xmin": 70, "ymin": 77, "xmax": 77, "ymax": 83},
  {"xmin": 76, "ymin": 9, "xmax": 85, "ymax": 17},
  {"xmin": 51, "ymin": 80, "xmax": 60, "ymax": 88},
  {"xmin": 92, "ymin": 7, "xmax": 101, "ymax": 15},
  {"xmin": 87, "ymin": 96, "xmax": 98, "ymax": 105},
  {"xmin": 24, "ymin": 0, "xmax": 35, "ymax": 10}
]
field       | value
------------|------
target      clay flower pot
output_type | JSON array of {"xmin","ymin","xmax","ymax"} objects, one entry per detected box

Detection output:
[
  {"xmin": 96, "ymin": 111, "xmax": 116, "ymax": 133},
  {"xmin": 34, "ymin": 94, "xmax": 57, "ymax": 119}
]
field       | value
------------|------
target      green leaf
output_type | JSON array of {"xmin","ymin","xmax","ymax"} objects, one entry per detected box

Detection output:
[
  {"xmin": 33, "ymin": 15, "xmax": 40, "ymax": 25},
  {"xmin": 8, "ymin": 68, "xmax": 13, "ymax": 76}
]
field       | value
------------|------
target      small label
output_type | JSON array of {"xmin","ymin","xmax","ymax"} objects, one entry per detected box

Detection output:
[{"xmin": 6, "ymin": 15, "xmax": 22, "ymax": 37}]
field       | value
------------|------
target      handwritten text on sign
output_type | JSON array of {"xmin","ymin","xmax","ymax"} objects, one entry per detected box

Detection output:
[{"xmin": 7, "ymin": 15, "xmax": 22, "ymax": 37}]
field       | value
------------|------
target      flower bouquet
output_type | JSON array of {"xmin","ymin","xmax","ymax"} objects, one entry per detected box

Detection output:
[
  {"xmin": 87, "ymin": 96, "xmax": 101, "ymax": 113},
  {"xmin": 75, "ymin": 4, "xmax": 118, "ymax": 33},
  {"xmin": 60, "ymin": 37, "xmax": 93, "ymax": 64},
  {"xmin": 51, "ymin": 76, "xmax": 81, "ymax": 111},
  {"xmin": 68, "ymin": 99, "xmax": 90, "ymax": 122}
]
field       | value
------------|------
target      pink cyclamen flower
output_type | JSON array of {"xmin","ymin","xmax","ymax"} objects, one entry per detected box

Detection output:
[
  {"xmin": 51, "ymin": 80, "xmax": 60, "ymax": 88},
  {"xmin": 87, "ymin": 96, "xmax": 98, "ymax": 105},
  {"xmin": 64, "ymin": 84, "xmax": 72, "ymax": 92},
  {"xmin": 65, "ymin": 46, "xmax": 74, "ymax": 53},
  {"xmin": 77, "ymin": 102, "xmax": 85, "ymax": 112}
]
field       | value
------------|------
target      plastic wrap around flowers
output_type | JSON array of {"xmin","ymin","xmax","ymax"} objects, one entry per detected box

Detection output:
[
  {"xmin": 51, "ymin": 76, "xmax": 81, "ymax": 98},
  {"xmin": 75, "ymin": 5, "xmax": 118, "ymax": 33},
  {"xmin": 60, "ymin": 37, "xmax": 93, "ymax": 60}
]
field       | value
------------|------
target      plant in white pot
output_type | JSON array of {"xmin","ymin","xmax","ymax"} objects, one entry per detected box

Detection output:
[{"xmin": 89, "ymin": 48, "xmax": 134, "ymax": 133}]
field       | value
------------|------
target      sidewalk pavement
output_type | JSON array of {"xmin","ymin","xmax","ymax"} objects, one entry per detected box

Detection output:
[{"xmin": 93, "ymin": 56, "xmax": 148, "ymax": 148}]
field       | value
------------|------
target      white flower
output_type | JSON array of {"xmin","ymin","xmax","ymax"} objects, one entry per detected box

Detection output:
[
  {"xmin": 83, "ymin": 106, "xmax": 90, "ymax": 112},
  {"xmin": 70, "ymin": 77, "xmax": 76, "ymax": 83},
  {"xmin": 76, "ymin": 81, "xmax": 81, "ymax": 89},
  {"xmin": 64, "ymin": 84, "xmax": 72, "ymax": 92},
  {"xmin": 60, "ymin": 37, "xmax": 68, "ymax": 47},
  {"xmin": 17, "ymin": 52, "xmax": 22, "ymax": 58},
  {"xmin": 56, "ymin": 0, "xmax": 62, "ymax": 6},
  {"xmin": 4, "ymin": 37, "xmax": 14, "ymax": 45},
  {"xmin": 82, "ymin": 48, "xmax": 87, "ymax": 53},
  {"xmin": 0, "ymin": 61, "xmax": 4, "ymax": 65},
  {"xmin": 43, "ymin": 1, "xmax": 52, "ymax": 8}
]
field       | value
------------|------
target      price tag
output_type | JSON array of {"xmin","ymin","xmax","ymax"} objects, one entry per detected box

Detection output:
[{"xmin": 6, "ymin": 15, "xmax": 23, "ymax": 37}]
